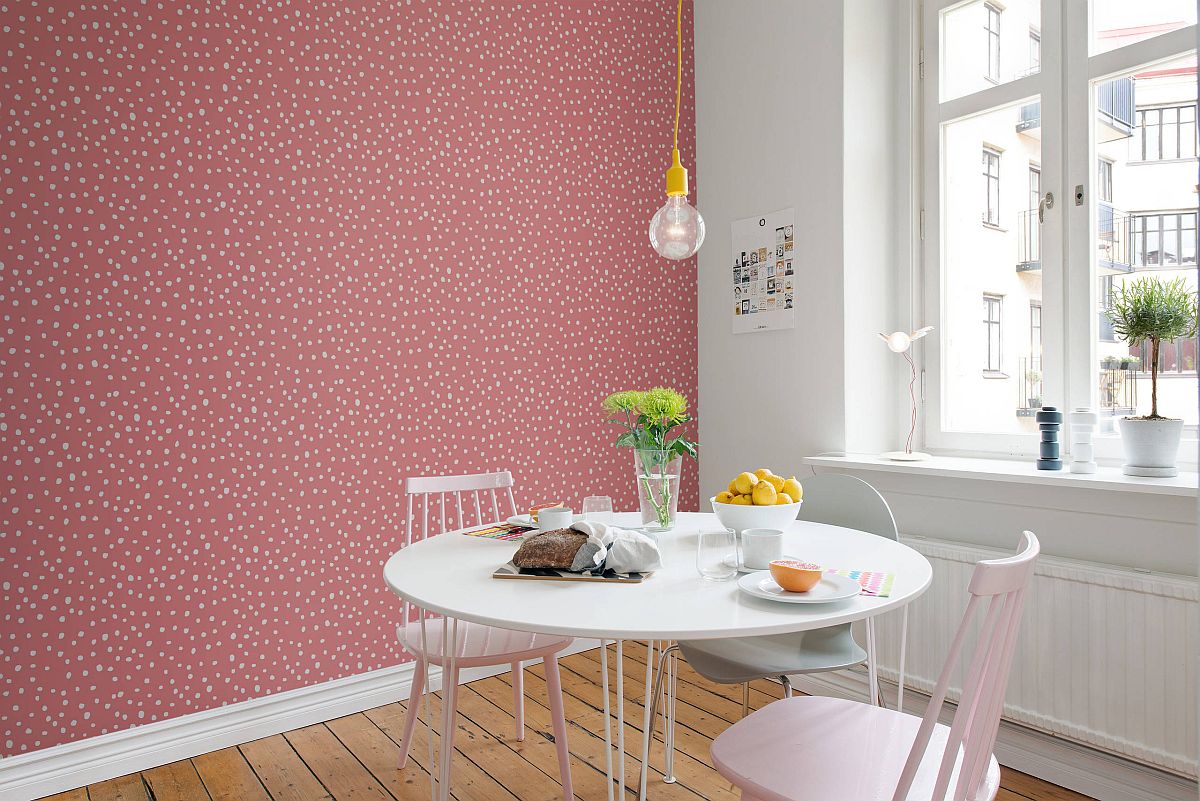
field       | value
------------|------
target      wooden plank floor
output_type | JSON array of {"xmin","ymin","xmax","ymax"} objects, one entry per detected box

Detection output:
[{"xmin": 43, "ymin": 645, "xmax": 1096, "ymax": 801}]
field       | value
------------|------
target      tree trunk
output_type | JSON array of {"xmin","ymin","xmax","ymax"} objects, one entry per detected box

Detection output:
[{"xmin": 1150, "ymin": 337, "xmax": 1160, "ymax": 418}]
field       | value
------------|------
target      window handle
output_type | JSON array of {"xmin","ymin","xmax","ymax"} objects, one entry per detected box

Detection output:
[{"xmin": 1038, "ymin": 191, "xmax": 1054, "ymax": 223}]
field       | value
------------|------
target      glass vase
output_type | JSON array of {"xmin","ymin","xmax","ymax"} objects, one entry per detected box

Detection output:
[{"xmin": 633, "ymin": 449, "xmax": 682, "ymax": 531}]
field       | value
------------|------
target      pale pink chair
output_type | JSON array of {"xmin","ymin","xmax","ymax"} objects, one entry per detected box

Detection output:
[
  {"xmin": 711, "ymin": 531, "xmax": 1040, "ymax": 801},
  {"xmin": 395, "ymin": 471, "xmax": 575, "ymax": 800}
]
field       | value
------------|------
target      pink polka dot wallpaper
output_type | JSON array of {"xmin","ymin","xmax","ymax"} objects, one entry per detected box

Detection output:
[{"xmin": 0, "ymin": 0, "xmax": 697, "ymax": 753}]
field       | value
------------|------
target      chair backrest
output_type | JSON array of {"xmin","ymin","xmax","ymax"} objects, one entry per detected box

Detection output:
[
  {"xmin": 404, "ymin": 471, "xmax": 518, "ymax": 547},
  {"xmin": 796, "ymin": 473, "xmax": 898, "ymax": 541},
  {"xmin": 892, "ymin": 531, "xmax": 1040, "ymax": 801}
]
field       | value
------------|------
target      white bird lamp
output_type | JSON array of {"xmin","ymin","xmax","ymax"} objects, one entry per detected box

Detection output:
[{"xmin": 878, "ymin": 326, "xmax": 933, "ymax": 461}]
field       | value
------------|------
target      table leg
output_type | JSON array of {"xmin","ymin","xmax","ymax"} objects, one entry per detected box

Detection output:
[
  {"xmin": 897, "ymin": 606, "xmax": 909, "ymax": 712},
  {"xmin": 439, "ymin": 616, "xmax": 459, "ymax": 801},
  {"xmin": 418, "ymin": 614, "xmax": 438, "ymax": 801},
  {"xmin": 663, "ymin": 644, "xmax": 677, "ymax": 783},
  {"xmin": 866, "ymin": 617, "xmax": 880, "ymax": 707},
  {"xmin": 600, "ymin": 639, "xmax": 614, "ymax": 801},
  {"xmin": 637, "ymin": 640, "xmax": 655, "ymax": 801},
  {"xmin": 616, "ymin": 639, "xmax": 625, "ymax": 796}
]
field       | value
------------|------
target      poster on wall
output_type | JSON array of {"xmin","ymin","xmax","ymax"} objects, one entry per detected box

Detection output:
[{"xmin": 731, "ymin": 208, "xmax": 796, "ymax": 334}]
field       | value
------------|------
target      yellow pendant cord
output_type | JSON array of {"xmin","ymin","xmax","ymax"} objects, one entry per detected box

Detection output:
[{"xmin": 664, "ymin": 0, "xmax": 689, "ymax": 197}]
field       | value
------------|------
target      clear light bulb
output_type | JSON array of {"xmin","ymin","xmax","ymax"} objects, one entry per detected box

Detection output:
[{"xmin": 649, "ymin": 195, "xmax": 706, "ymax": 260}]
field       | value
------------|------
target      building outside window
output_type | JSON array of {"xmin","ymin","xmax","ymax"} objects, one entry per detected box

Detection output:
[
  {"xmin": 1028, "ymin": 30, "xmax": 1041, "ymax": 73},
  {"xmin": 1135, "ymin": 105, "xmax": 1198, "ymax": 161},
  {"xmin": 1028, "ymin": 166, "xmax": 1040, "ymax": 213},
  {"xmin": 1097, "ymin": 158, "xmax": 1113, "ymax": 203},
  {"xmin": 1029, "ymin": 302, "xmax": 1042, "ymax": 358},
  {"xmin": 984, "ymin": 3, "xmax": 1001, "ymax": 81},
  {"xmin": 984, "ymin": 294, "xmax": 1004, "ymax": 373},
  {"xmin": 983, "ymin": 147, "xmax": 1002, "ymax": 225},
  {"xmin": 1130, "ymin": 211, "xmax": 1198, "ymax": 267}
]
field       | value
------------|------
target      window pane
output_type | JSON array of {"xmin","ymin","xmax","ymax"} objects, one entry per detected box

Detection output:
[
  {"xmin": 1093, "ymin": 62, "xmax": 1199, "ymax": 431},
  {"xmin": 941, "ymin": 0, "xmax": 1041, "ymax": 102},
  {"xmin": 1091, "ymin": 0, "xmax": 1197, "ymax": 57},
  {"xmin": 942, "ymin": 99, "xmax": 1041, "ymax": 433}
]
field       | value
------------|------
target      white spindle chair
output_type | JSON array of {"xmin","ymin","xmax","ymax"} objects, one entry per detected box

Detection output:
[
  {"xmin": 710, "ymin": 531, "xmax": 1040, "ymax": 801},
  {"xmin": 396, "ymin": 471, "xmax": 575, "ymax": 800}
]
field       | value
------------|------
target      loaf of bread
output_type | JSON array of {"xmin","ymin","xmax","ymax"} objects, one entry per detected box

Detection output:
[{"xmin": 512, "ymin": 528, "xmax": 588, "ymax": 569}]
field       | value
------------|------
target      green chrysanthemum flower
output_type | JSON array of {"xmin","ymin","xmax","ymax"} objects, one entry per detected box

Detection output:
[
  {"xmin": 639, "ymin": 387, "xmax": 689, "ymax": 424},
  {"xmin": 602, "ymin": 390, "xmax": 645, "ymax": 417}
]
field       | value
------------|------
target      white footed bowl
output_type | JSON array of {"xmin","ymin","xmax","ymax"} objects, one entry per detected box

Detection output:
[{"xmin": 709, "ymin": 496, "xmax": 803, "ymax": 534}]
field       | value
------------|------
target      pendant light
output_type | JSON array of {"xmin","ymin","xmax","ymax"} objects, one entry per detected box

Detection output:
[{"xmin": 649, "ymin": 0, "xmax": 705, "ymax": 260}]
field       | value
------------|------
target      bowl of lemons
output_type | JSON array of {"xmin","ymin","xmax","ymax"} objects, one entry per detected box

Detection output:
[{"xmin": 710, "ymin": 468, "xmax": 803, "ymax": 533}]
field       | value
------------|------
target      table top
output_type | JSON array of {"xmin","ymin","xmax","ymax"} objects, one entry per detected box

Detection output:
[{"xmin": 382, "ymin": 512, "xmax": 933, "ymax": 640}]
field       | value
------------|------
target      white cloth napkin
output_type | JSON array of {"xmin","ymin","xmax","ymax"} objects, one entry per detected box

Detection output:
[{"xmin": 568, "ymin": 520, "xmax": 663, "ymax": 574}]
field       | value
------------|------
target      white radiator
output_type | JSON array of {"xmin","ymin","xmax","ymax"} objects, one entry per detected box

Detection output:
[{"xmin": 871, "ymin": 537, "xmax": 1198, "ymax": 778}]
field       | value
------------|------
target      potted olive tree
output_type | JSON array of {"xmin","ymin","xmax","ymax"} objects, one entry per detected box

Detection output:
[{"xmin": 1105, "ymin": 277, "xmax": 1198, "ymax": 476}]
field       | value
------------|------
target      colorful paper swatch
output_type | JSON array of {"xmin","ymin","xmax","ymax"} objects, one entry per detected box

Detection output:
[
  {"xmin": 826, "ymin": 569, "xmax": 894, "ymax": 597},
  {"xmin": 461, "ymin": 522, "xmax": 531, "ymax": 541}
]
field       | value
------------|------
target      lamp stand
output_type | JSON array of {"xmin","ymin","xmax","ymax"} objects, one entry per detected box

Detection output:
[{"xmin": 882, "ymin": 349, "xmax": 930, "ymax": 461}]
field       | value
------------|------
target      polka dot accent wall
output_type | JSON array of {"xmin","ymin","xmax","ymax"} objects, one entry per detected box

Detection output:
[{"xmin": 0, "ymin": 0, "xmax": 697, "ymax": 753}]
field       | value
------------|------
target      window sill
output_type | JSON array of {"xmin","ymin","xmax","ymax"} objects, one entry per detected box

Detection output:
[
  {"xmin": 982, "ymin": 370, "xmax": 1009, "ymax": 379},
  {"xmin": 803, "ymin": 453, "xmax": 1198, "ymax": 497},
  {"xmin": 981, "ymin": 222, "xmax": 1008, "ymax": 232}
]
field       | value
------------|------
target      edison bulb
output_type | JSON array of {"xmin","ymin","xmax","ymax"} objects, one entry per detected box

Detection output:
[
  {"xmin": 885, "ymin": 332, "xmax": 912, "ymax": 353},
  {"xmin": 649, "ymin": 195, "xmax": 706, "ymax": 260}
]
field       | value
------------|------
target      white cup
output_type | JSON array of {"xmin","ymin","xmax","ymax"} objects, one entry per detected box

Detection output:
[
  {"xmin": 538, "ymin": 507, "xmax": 574, "ymax": 531},
  {"xmin": 741, "ymin": 528, "xmax": 784, "ymax": 570}
]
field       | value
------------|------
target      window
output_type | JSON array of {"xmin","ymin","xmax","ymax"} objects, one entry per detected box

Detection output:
[
  {"xmin": 1136, "ymin": 105, "xmax": 1198, "ymax": 161},
  {"xmin": 1097, "ymin": 158, "xmax": 1112, "ymax": 203},
  {"xmin": 983, "ymin": 295, "xmax": 1003, "ymax": 373},
  {"xmin": 982, "ymin": 148, "xmax": 1001, "ymax": 225},
  {"xmin": 984, "ymin": 4, "xmax": 1002, "ymax": 81},
  {"xmin": 1131, "ymin": 212, "xmax": 1198, "ymax": 267},
  {"xmin": 924, "ymin": 1, "xmax": 1200, "ymax": 451},
  {"xmin": 1029, "ymin": 302, "xmax": 1042, "ymax": 358}
]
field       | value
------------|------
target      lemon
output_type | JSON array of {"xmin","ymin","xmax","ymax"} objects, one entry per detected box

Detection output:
[
  {"xmin": 730, "ymin": 494, "xmax": 752, "ymax": 505},
  {"xmin": 732, "ymin": 471, "xmax": 759, "ymax": 495},
  {"xmin": 764, "ymin": 473, "xmax": 785, "ymax": 492},
  {"xmin": 782, "ymin": 477, "xmax": 803, "ymax": 501},
  {"xmin": 715, "ymin": 490, "xmax": 735, "ymax": 504},
  {"xmin": 775, "ymin": 492, "xmax": 794, "ymax": 505},
  {"xmin": 753, "ymin": 468, "xmax": 774, "ymax": 481},
  {"xmin": 727, "ymin": 479, "xmax": 740, "ymax": 495},
  {"xmin": 751, "ymin": 481, "xmax": 778, "ymax": 506}
]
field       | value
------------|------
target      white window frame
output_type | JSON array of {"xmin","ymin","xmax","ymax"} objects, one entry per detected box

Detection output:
[{"xmin": 920, "ymin": 0, "xmax": 1199, "ymax": 462}]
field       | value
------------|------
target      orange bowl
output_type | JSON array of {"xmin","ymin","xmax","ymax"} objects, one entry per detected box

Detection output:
[{"xmin": 769, "ymin": 559, "xmax": 824, "ymax": 593}]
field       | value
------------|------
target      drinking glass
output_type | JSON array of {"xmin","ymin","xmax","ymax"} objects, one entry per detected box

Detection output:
[
  {"xmin": 582, "ymin": 495, "xmax": 614, "ymax": 523},
  {"xmin": 697, "ymin": 527, "xmax": 738, "ymax": 581}
]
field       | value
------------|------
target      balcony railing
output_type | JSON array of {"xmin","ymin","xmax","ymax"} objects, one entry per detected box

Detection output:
[
  {"xmin": 1016, "ymin": 209, "xmax": 1040, "ymax": 271},
  {"xmin": 1097, "ymin": 77, "xmax": 1136, "ymax": 137},
  {"xmin": 1015, "ymin": 356, "xmax": 1043, "ymax": 417},
  {"xmin": 1016, "ymin": 76, "xmax": 1135, "ymax": 140},
  {"xmin": 1016, "ymin": 203, "xmax": 1134, "ymax": 273}
]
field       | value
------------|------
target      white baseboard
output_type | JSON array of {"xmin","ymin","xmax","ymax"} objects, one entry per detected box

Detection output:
[
  {"xmin": 787, "ymin": 669, "xmax": 1199, "ymax": 801},
  {"xmin": 0, "ymin": 639, "xmax": 600, "ymax": 801}
]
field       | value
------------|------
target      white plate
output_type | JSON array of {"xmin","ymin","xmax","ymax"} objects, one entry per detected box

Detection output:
[
  {"xmin": 506, "ymin": 514, "xmax": 582, "ymax": 529},
  {"xmin": 736, "ymin": 571, "xmax": 862, "ymax": 604}
]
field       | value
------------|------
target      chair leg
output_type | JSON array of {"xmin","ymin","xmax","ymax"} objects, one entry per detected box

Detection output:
[
  {"xmin": 543, "ymin": 655, "xmax": 575, "ymax": 801},
  {"xmin": 643, "ymin": 642, "xmax": 680, "ymax": 786},
  {"xmin": 512, "ymin": 660, "xmax": 525, "ymax": 741},
  {"xmin": 897, "ymin": 606, "xmax": 909, "ymax": 712},
  {"xmin": 443, "ymin": 666, "xmax": 461, "ymax": 757},
  {"xmin": 780, "ymin": 675, "xmax": 793, "ymax": 699},
  {"xmin": 742, "ymin": 681, "xmax": 750, "ymax": 718},
  {"xmin": 866, "ymin": 618, "xmax": 880, "ymax": 707},
  {"xmin": 398, "ymin": 656, "xmax": 426, "ymax": 769}
]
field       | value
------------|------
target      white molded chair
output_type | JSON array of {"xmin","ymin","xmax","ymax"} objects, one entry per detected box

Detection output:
[
  {"xmin": 395, "ymin": 471, "xmax": 575, "ymax": 799},
  {"xmin": 711, "ymin": 531, "xmax": 1040, "ymax": 801},
  {"xmin": 672, "ymin": 474, "xmax": 907, "ymax": 711}
]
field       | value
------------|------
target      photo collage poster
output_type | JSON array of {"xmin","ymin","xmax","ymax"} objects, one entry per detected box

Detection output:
[{"xmin": 731, "ymin": 208, "xmax": 796, "ymax": 334}]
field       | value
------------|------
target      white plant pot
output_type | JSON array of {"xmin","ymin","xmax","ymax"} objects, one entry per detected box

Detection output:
[{"xmin": 1117, "ymin": 417, "xmax": 1184, "ymax": 477}]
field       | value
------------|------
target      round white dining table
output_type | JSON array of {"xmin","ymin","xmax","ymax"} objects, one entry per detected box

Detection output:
[{"xmin": 382, "ymin": 511, "xmax": 933, "ymax": 801}]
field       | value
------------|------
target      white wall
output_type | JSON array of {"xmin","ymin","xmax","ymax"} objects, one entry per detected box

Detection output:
[{"xmin": 695, "ymin": 0, "xmax": 849, "ymax": 497}]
